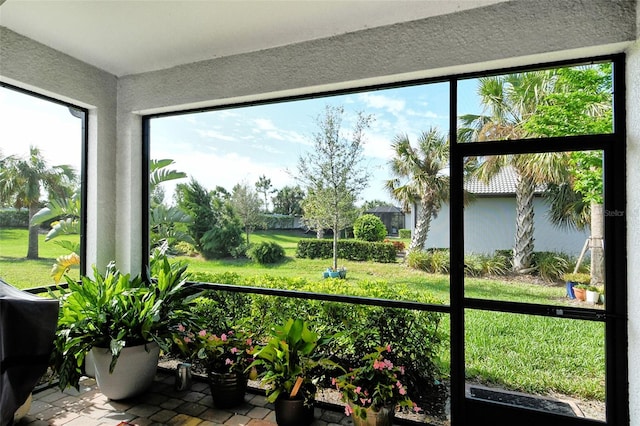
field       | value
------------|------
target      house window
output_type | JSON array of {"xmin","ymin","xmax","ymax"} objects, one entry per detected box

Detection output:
[
  {"xmin": 0, "ymin": 84, "xmax": 87, "ymax": 288},
  {"xmin": 144, "ymin": 54, "xmax": 626, "ymax": 425}
]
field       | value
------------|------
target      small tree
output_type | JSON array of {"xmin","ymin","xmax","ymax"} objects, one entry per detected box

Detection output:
[
  {"xmin": 231, "ymin": 182, "xmax": 264, "ymax": 244},
  {"xmin": 295, "ymin": 105, "xmax": 372, "ymax": 270},
  {"xmin": 255, "ymin": 175, "xmax": 275, "ymax": 213}
]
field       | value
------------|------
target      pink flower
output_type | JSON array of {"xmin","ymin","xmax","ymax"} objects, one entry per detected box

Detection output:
[
  {"xmin": 183, "ymin": 336, "xmax": 191, "ymax": 343},
  {"xmin": 198, "ymin": 330, "xmax": 207, "ymax": 337},
  {"xmin": 355, "ymin": 386, "xmax": 362, "ymax": 394},
  {"xmin": 221, "ymin": 333, "xmax": 228, "ymax": 341},
  {"xmin": 413, "ymin": 403, "xmax": 422, "ymax": 413},
  {"xmin": 230, "ymin": 347, "xmax": 238, "ymax": 354},
  {"xmin": 246, "ymin": 338, "xmax": 252, "ymax": 345},
  {"xmin": 178, "ymin": 324, "xmax": 185, "ymax": 332},
  {"xmin": 344, "ymin": 404, "xmax": 353, "ymax": 416},
  {"xmin": 386, "ymin": 344, "xmax": 392, "ymax": 353},
  {"xmin": 225, "ymin": 358, "xmax": 233, "ymax": 365}
]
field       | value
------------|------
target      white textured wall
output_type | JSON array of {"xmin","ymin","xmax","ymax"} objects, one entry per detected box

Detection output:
[
  {"xmin": 0, "ymin": 27, "xmax": 117, "ymax": 272},
  {"xmin": 423, "ymin": 198, "xmax": 590, "ymax": 255},
  {"xmin": 627, "ymin": 12, "xmax": 640, "ymax": 423}
]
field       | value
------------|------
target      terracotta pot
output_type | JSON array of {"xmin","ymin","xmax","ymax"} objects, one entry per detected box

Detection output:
[
  {"xmin": 208, "ymin": 371, "xmax": 248, "ymax": 408},
  {"xmin": 274, "ymin": 396, "xmax": 314, "ymax": 426},
  {"xmin": 573, "ymin": 287, "xmax": 587, "ymax": 301},
  {"xmin": 348, "ymin": 403, "xmax": 395, "ymax": 426},
  {"xmin": 91, "ymin": 342, "xmax": 160, "ymax": 400}
]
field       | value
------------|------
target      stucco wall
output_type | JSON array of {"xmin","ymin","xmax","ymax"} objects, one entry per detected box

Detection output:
[
  {"xmin": 626, "ymin": 25, "xmax": 640, "ymax": 425},
  {"xmin": 419, "ymin": 198, "xmax": 590, "ymax": 256}
]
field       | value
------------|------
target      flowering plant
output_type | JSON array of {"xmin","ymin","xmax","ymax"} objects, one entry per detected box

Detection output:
[
  {"xmin": 173, "ymin": 324, "xmax": 254, "ymax": 374},
  {"xmin": 332, "ymin": 345, "xmax": 421, "ymax": 419}
]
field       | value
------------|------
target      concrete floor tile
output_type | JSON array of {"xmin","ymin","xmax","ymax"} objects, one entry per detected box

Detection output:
[
  {"xmin": 166, "ymin": 413, "xmax": 203, "ymax": 425},
  {"xmin": 223, "ymin": 414, "xmax": 251, "ymax": 425}
]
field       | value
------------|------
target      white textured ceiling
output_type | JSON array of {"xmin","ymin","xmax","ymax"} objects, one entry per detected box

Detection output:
[{"xmin": 0, "ymin": 0, "xmax": 507, "ymax": 77}]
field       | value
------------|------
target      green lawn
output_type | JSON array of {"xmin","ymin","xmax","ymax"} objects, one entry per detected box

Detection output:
[
  {"xmin": 0, "ymin": 228, "xmax": 605, "ymax": 402},
  {"xmin": 0, "ymin": 228, "xmax": 79, "ymax": 287}
]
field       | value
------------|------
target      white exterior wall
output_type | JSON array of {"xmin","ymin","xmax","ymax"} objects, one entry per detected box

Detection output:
[
  {"xmin": 626, "ymin": 5, "xmax": 640, "ymax": 422},
  {"xmin": 419, "ymin": 197, "xmax": 590, "ymax": 256}
]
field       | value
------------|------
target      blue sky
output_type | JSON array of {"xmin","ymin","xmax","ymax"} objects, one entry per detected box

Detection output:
[
  {"xmin": 151, "ymin": 81, "xmax": 482, "ymax": 206},
  {"xmin": 0, "ymin": 87, "xmax": 82, "ymax": 174},
  {"xmin": 1, "ymin": 81, "xmax": 481, "ymax": 207}
]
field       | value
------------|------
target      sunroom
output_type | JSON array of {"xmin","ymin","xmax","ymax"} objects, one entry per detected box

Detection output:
[{"xmin": 1, "ymin": 1, "xmax": 639, "ymax": 425}]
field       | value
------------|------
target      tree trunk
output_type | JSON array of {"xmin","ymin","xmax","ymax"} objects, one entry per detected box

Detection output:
[
  {"xmin": 409, "ymin": 201, "xmax": 433, "ymax": 252},
  {"xmin": 332, "ymin": 228, "xmax": 339, "ymax": 270},
  {"xmin": 27, "ymin": 203, "xmax": 39, "ymax": 259},
  {"xmin": 590, "ymin": 202, "xmax": 605, "ymax": 286},
  {"xmin": 513, "ymin": 175, "xmax": 535, "ymax": 273}
]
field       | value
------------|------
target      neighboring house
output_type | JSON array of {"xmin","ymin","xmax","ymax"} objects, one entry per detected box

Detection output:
[
  {"xmin": 365, "ymin": 205, "xmax": 405, "ymax": 236},
  {"xmin": 404, "ymin": 167, "xmax": 590, "ymax": 256}
]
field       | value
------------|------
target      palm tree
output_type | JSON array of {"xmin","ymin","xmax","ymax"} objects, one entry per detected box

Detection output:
[
  {"xmin": 459, "ymin": 72, "xmax": 569, "ymax": 273},
  {"xmin": 0, "ymin": 146, "xmax": 76, "ymax": 259},
  {"xmin": 385, "ymin": 128, "xmax": 450, "ymax": 253}
]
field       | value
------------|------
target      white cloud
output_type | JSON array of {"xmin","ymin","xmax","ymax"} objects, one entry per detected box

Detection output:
[
  {"xmin": 195, "ymin": 129, "xmax": 236, "ymax": 142},
  {"xmin": 358, "ymin": 93, "xmax": 405, "ymax": 114}
]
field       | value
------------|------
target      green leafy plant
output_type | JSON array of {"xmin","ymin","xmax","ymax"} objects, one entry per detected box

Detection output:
[
  {"xmin": 563, "ymin": 272, "xmax": 591, "ymax": 285},
  {"xmin": 50, "ymin": 251, "xmax": 196, "ymax": 391},
  {"xmin": 333, "ymin": 345, "xmax": 421, "ymax": 419},
  {"xmin": 247, "ymin": 241, "xmax": 285, "ymax": 264},
  {"xmin": 353, "ymin": 214, "xmax": 387, "ymax": 242},
  {"xmin": 248, "ymin": 318, "xmax": 336, "ymax": 405}
]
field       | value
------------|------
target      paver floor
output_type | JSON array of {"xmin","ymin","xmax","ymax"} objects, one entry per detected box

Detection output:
[{"xmin": 16, "ymin": 370, "xmax": 354, "ymax": 426}]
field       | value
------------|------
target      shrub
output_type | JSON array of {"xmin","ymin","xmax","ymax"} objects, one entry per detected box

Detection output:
[
  {"xmin": 247, "ymin": 241, "xmax": 285, "ymax": 264},
  {"xmin": 398, "ymin": 228, "xmax": 411, "ymax": 239},
  {"xmin": 353, "ymin": 214, "xmax": 387, "ymax": 242},
  {"xmin": 172, "ymin": 241, "xmax": 198, "ymax": 257},
  {"xmin": 384, "ymin": 239, "xmax": 406, "ymax": 252},
  {"xmin": 532, "ymin": 251, "xmax": 571, "ymax": 282},
  {"xmin": 296, "ymin": 239, "xmax": 396, "ymax": 263},
  {"xmin": 200, "ymin": 216, "xmax": 244, "ymax": 259},
  {"xmin": 406, "ymin": 249, "xmax": 450, "ymax": 274},
  {"xmin": 0, "ymin": 209, "xmax": 29, "ymax": 228}
]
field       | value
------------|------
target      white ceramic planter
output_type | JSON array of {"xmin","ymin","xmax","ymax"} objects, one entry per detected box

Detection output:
[
  {"xmin": 90, "ymin": 342, "xmax": 160, "ymax": 400},
  {"xmin": 586, "ymin": 290, "xmax": 600, "ymax": 304}
]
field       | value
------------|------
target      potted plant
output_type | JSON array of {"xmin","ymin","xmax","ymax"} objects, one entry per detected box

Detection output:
[
  {"xmin": 173, "ymin": 322, "xmax": 255, "ymax": 408},
  {"xmin": 323, "ymin": 266, "xmax": 347, "ymax": 279},
  {"xmin": 332, "ymin": 345, "xmax": 421, "ymax": 426},
  {"xmin": 50, "ymin": 250, "xmax": 197, "ymax": 400},
  {"xmin": 248, "ymin": 318, "xmax": 336, "ymax": 426},
  {"xmin": 586, "ymin": 285, "xmax": 601, "ymax": 304},
  {"xmin": 563, "ymin": 272, "xmax": 590, "ymax": 301}
]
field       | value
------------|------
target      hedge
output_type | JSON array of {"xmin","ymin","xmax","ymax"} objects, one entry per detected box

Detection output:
[{"xmin": 295, "ymin": 239, "xmax": 397, "ymax": 263}]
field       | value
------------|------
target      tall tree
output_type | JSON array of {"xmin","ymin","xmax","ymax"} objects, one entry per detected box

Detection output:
[
  {"xmin": 459, "ymin": 71, "xmax": 568, "ymax": 273},
  {"xmin": 385, "ymin": 128, "xmax": 450, "ymax": 252},
  {"xmin": 272, "ymin": 185, "xmax": 305, "ymax": 216},
  {"xmin": 0, "ymin": 146, "xmax": 76, "ymax": 259},
  {"xmin": 231, "ymin": 182, "xmax": 264, "ymax": 244},
  {"xmin": 295, "ymin": 105, "xmax": 372, "ymax": 270},
  {"xmin": 524, "ymin": 64, "xmax": 612, "ymax": 284},
  {"xmin": 255, "ymin": 175, "xmax": 275, "ymax": 213}
]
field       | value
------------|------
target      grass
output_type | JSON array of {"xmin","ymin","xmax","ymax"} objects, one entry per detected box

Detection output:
[
  {"xmin": 0, "ymin": 228, "xmax": 605, "ymax": 401},
  {"xmin": 0, "ymin": 228, "xmax": 79, "ymax": 287}
]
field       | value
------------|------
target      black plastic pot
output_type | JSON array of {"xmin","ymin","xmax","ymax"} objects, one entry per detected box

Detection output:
[
  {"xmin": 208, "ymin": 371, "xmax": 248, "ymax": 408},
  {"xmin": 274, "ymin": 397, "xmax": 314, "ymax": 426}
]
